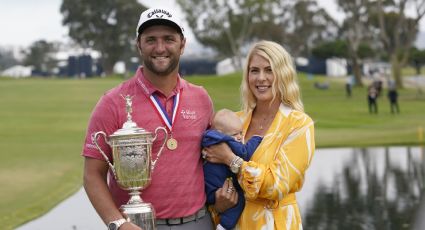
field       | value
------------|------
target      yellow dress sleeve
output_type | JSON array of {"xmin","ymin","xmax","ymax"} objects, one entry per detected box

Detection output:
[{"xmin": 238, "ymin": 111, "xmax": 315, "ymax": 203}]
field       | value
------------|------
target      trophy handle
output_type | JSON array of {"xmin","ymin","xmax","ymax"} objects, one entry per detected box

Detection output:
[
  {"xmin": 93, "ymin": 131, "xmax": 117, "ymax": 178},
  {"xmin": 150, "ymin": 127, "xmax": 168, "ymax": 171}
]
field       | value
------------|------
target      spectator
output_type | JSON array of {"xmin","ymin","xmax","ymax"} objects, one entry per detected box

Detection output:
[
  {"xmin": 388, "ymin": 86, "xmax": 400, "ymax": 114},
  {"xmin": 368, "ymin": 85, "xmax": 378, "ymax": 114}
]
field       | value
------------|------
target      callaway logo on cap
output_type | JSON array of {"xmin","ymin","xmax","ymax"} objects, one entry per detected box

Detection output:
[{"xmin": 136, "ymin": 8, "xmax": 185, "ymax": 37}]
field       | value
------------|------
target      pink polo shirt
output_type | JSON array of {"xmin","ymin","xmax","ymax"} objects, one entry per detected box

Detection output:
[{"xmin": 82, "ymin": 67, "xmax": 213, "ymax": 218}]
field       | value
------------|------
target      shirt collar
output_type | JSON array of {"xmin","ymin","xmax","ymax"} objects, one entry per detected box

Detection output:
[{"xmin": 136, "ymin": 66, "xmax": 185, "ymax": 98}]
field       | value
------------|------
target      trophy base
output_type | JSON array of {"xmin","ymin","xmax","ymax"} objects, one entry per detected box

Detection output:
[{"xmin": 121, "ymin": 202, "xmax": 156, "ymax": 230}]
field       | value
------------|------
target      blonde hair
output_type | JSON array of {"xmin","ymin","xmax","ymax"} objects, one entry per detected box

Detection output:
[{"xmin": 240, "ymin": 40, "xmax": 304, "ymax": 113}]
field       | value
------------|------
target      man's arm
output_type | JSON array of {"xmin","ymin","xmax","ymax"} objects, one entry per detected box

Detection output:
[{"xmin": 83, "ymin": 157, "xmax": 140, "ymax": 230}]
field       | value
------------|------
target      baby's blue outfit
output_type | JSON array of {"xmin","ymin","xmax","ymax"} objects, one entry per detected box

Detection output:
[{"xmin": 202, "ymin": 129, "xmax": 262, "ymax": 229}]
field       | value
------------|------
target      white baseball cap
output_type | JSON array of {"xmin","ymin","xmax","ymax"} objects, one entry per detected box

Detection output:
[{"xmin": 136, "ymin": 8, "xmax": 185, "ymax": 38}]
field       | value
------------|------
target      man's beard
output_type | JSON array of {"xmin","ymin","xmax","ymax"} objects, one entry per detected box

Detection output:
[{"xmin": 143, "ymin": 56, "xmax": 179, "ymax": 76}]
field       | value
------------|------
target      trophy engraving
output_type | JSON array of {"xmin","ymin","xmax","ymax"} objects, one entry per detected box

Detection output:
[{"xmin": 93, "ymin": 95, "xmax": 167, "ymax": 230}]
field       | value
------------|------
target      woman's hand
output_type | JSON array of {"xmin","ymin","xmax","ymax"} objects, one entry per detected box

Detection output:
[
  {"xmin": 213, "ymin": 178, "xmax": 238, "ymax": 213},
  {"xmin": 203, "ymin": 142, "xmax": 235, "ymax": 165}
]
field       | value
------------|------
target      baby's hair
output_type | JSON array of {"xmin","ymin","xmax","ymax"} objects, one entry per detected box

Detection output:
[{"xmin": 211, "ymin": 109, "xmax": 240, "ymax": 133}]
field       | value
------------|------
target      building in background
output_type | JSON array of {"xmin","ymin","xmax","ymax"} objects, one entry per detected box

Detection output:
[{"xmin": 0, "ymin": 65, "xmax": 32, "ymax": 78}]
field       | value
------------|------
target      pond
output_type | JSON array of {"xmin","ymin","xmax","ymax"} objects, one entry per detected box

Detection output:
[
  {"xmin": 17, "ymin": 146, "xmax": 425, "ymax": 230},
  {"xmin": 298, "ymin": 146, "xmax": 425, "ymax": 230}
]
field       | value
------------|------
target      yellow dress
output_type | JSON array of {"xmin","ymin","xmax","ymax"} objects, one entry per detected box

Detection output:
[{"xmin": 235, "ymin": 104, "xmax": 315, "ymax": 230}]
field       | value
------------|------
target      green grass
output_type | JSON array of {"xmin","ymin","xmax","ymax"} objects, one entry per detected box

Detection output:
[
  {"xmin": 401, "ymin": 66, "xmax": 425, "ymax": 76},
  {"xmin": 299, "ymin": 75, "xmax": 425, "ymax": 147},
  {"xmin": 0, "ymin": 73, "xmax": 424, "ymax": 229},
  {"xmin": 0, "ymin": 77, "xmax": 121, "ymax": 229}
]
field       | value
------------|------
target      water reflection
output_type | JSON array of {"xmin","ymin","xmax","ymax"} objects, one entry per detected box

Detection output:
[
  {"xmin": 297, "ymin": 146, "xmax": 425, "ymax": 230},
  {"xmin": 17, "ymin": 147, "xmax": 424, "ymax": 230}
]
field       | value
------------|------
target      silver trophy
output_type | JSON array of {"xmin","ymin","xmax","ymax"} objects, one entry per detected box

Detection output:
[{"xmin": 94, "ymin": 95, "xmax": 167, "ymax": 230}]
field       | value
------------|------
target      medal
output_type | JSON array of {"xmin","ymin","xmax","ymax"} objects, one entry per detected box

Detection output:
[
  {"xmin": 166, "ymin": 138, "xmax": 178, "ymax": 150},
  {"xmin": 149, "ymin": 89, "xmax": 182, "ymax": 152}
]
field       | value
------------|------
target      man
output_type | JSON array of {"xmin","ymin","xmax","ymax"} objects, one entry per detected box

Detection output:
[{"xmin": 82, "ymin": 8, "xmax": 223, "ymax": 230}]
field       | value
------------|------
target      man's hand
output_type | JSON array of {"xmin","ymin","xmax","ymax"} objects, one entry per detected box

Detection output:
[
  {"xmin": 213, "ymin": 178, "xmax": 238, "ymax": 213},
  {"xmin": 119, "ymin": 221, "xmax": 142, "ymax": 230}
]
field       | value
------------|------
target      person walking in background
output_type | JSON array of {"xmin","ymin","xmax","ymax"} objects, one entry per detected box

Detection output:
[
  {"xmin": 203, "ymin": 40, "xmax": 315, "ymax": 229},
  {"xmin": 81, "ymin": 8, "xmax": 215, "ymax": 230},
  {"xmin": 202, "ymin": 108, "xmax": 262, "ymax": 230},
  {"xmin": 368, "ymin": 84, "xmax": 378, "ymax": 114},
  {"xmin": 345, "ymin": 75, "xmax": 353, "ymax": 98},
  {"xmin": 373, "ymin": 78, "xmax": 383, "ymax": 97},
  {"xmin": 388, "ymin": 86, "xmax": 400, "ymax": 114}
]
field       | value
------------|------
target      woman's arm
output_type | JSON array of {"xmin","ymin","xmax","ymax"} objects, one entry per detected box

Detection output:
[
  {"xmin": 240, "ymin": 120, "xmax": 315, "ymax": 201},
  {"xmin": 205, "ymin": 117, "xmax": 315, "ymax": 202},
  {"xmin": 203, "ymin": 142, "xmax": 235, "ymax": 166}
]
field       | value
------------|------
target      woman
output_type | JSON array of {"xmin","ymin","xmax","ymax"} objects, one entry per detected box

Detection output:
[{"xmin": 204, "ymin": 40, "xmax": 315, "ymax": 229}]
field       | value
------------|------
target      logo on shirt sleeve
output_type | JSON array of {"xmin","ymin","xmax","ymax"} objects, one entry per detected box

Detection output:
[{"xmin": 85, "ymin": 132, "xmax": 99, "ymax": 149}]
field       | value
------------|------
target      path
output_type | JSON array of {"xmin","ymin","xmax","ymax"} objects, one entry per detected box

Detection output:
[{"xmin": 16, "ymin": 188, "xmax": 104, "ymax": 230}]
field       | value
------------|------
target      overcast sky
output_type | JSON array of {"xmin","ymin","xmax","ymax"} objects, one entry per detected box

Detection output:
[{"xmin": 0, "ymin": 0, "xmax": 423, "ymax": 48}]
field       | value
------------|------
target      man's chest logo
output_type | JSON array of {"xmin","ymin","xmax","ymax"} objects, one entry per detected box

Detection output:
[{"xmin": 180, "ymin": 109, "xmax": 197, "ymax": 120}]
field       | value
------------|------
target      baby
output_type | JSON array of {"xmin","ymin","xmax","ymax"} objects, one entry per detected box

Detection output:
[{"xmin": 202, "ymin": 109, "xmax": 262, "ymax": 230}]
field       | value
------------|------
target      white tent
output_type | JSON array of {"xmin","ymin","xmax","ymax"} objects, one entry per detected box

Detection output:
[
  {"xmin": 216, "ymin": 57, "xmax": 245, "ymax": 76},
  {"xmin": 1, "ymin": 65, "xmax": 32, "ymax": 78},
  {"xmin": 326, "ymin": 58, "xmax": 347, "ymax": 77}
]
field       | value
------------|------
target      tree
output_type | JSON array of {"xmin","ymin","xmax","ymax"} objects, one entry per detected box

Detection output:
[
  {"xmin": 409, "ymin": 47, "xmax": 425, "ymax": 74},
  {"xmin": 177, "ymin": 0, "xmax": 336, "ymax": 70},
  {"xmin": 60, "ymin": 0, "xmax": 145, "ymax": 74},
  {"xmin": 312, "ymin": 40, "xmax": 348, "ymax": 59},
  {"xmin": 336, "ymin": 0, "xmax": 374, "ymax": 87},
  {"xmin": 177, "ymin": 0, "xmax": 286, "ymax": 70},
  {"xmin": 284, "ymin": 0, "xmax": 338, "ymax": 58},
  {"xmin": 0, "ymin": 47, "xmax": 18, "ymax": 71},
  {"xmin": 22, "ymin": 40, "xmax": 57, "ymax": 74},
  {"xmin": 371, "ymin": 0, "xmax": 425, "ymax": 88},
  {"xmin": 312, "ymin": 40, "xmax": 374, "ymax": 59}
]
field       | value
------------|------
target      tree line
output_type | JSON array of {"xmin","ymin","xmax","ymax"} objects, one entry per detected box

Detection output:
[
  {"xmin": 2, "ymin": 0, "xmax": 424, "ymax": 88},
  {"xmin": 177, "ymin": 0, "xmax": 425, "ymax": 88}
]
